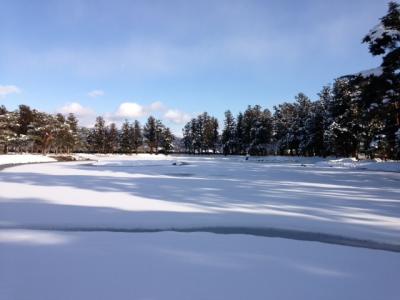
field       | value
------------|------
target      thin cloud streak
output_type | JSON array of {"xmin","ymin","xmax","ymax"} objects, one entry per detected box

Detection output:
[{"xmin": 0, "ymin": 85, "xmax": 21, "ymax": 98}]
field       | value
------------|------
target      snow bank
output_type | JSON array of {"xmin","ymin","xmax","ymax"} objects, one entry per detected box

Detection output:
[
  {"xmin": 317, "ymin": 158, "xmax": 400, "ymax": 172},
  {"xmin": 0, "ymin": 154, "xmax": 56, "ymax": 166},
  {"xmin": 242, "ymin": 155, "xmax": 400, "ymax": 172},
  {"xmin": 75, "ymin": 153, "xmax": 174, "ymax": 161}
]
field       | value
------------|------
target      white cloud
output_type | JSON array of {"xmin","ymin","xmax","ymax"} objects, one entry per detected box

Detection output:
[
  {"xmin": 115, "ymin": 102, "xmax": 145, "ymax": 118},
  {"xmin": 59, "ymin": 102, "xmax": 94, "ymax": 116},
  {"xmin": 112, "ymin": 101, "xmax": 167, "ymax": 121},
  {"xmin": 148, "ymin": 101, "xmax": 166, "ymax": 112},
  {"xmin": 88, "ymin": 89, "xmax": 104, "ymax": 98},
  {"xmin": 58, "ymin": 102, "xmax": 96, "ymax": 127},
  {"xmin": 60, "ymin": 100, "xmax": 191, "ymax": 128},
  {"xmin": 164, "ymin": 109, "xmax": 191, "ymax": 124},
  {"xmin": 0, "ymin": 85, "xmax": 21, "ymax": 98}
]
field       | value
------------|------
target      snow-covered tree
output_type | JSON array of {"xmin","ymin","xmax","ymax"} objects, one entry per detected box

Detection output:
[
  {"xmin": 0, "ymin": 110, "xmax": 19, "ymax": 153},
  {"xmin": 28, "ymin": 111, "xmax": 58, "ymax": 154},
  {"xmin": 66, "ymin": 113, "xmax": 79, "ymax": 153},
  {"xmin": 362, "ymin": 1, "xmax": 400, "ymax": 158},
  {"xmin": 324, "ymin": 78, "xmax": 363, "ymax": 157}
]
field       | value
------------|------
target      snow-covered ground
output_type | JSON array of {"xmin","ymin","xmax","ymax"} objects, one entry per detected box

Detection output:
[
  {"xmin": 1, "ymin": 154, "xmax": 399, "ymax": 299},
  {"xmin": 0, "ymin": 153, "xmax": 56, "ymax": 166},
  {"xmin": 1, "ymin": 230, "xmax": 399, "ymax": 300},
  {"xmin": 1, "ymin": 154, "xmax": 399, "ymax": 243}
]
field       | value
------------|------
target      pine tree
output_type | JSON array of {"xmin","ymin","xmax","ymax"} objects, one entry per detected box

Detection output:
[
  {"xmin": 53, "ymin": 113, "xmax": 69, "ymax": 154},
  {"xmin": 0, "ymin": 110, "xmax": 19, "ymax": 153},
  {"xmin": 17, "ymin": 105, "xmax": 33, "ymax": 136},
  {"xmin": 144, "ymin": 116, "xmax": 157, "ymax": 153},
  {"xmin": 253, "ymin": 108, "xmax": 273, "ymax": 155},
  {"xmin": 235, "ymin": 112, "xmax": 244, "ymax": 154},
  {"xmin": 325, "ymin": 78, "xmax": 362, "ymax": 157},
  {"xmin": 273, "ymin": 102, "xmax": 296, "ymax": 155},
  {"xmin": 302, "ymin": 101, "xmax": 325, "ymax": 156},
  {"xmin": 120, "ymin": 120, "xmax": 132, "ymax": 153},
  {"xmin": 222, "ymin": 110, "xmax": 236, "ymax": 155},
  {"xmin": 93, "ymin": 116, "xmax": 106, "ymax": 153},
  {"xmin": 182, "ymin": 122, "xmax": 194, "ymax": 153},
  {"xmin": 318, "ymin": 86, "xmax": 334, "ymax": 156},
  {"xmin": 293, "ymin": 93, "xmax": 312, "ymax": 155},
  {"xmin": 105, "ymin": 123, "xmax": 119, "ymax": 153},
  {"xmin": 130, "ymin": 120, "xmax": 143, "ymax": 154},
  {"xmin": 161, "ymin": 127, "xmax": 174, "ymax": 154},
  {"xmin": 28, "ymin": 111, "xmax": 58, "ymax": 154},
  {"xmin": 131, "ymin": 120, "xmax": 143, "ymax": 154},
  {"xmin": 362, "ymin": 1, "xmax": 400, "ymax": 158},
  {"xmin": 206, "ymin": 116, "xmax": 219, "ymax": 153},
  {"xmin": 155, "ymin": 119, "xmax": 165, "ymax": 154},
  {"xmin": 66, "ymin": 113, "xmax": 79, "ymax": 153}
]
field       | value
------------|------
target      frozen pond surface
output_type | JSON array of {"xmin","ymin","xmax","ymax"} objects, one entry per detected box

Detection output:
[
  {"xmin": 1, "ymin": 155, "xmax": 400, "ymax": 244},
  {"xmin": 1, "ymin": 154, "xmax": 400, "ymax": 299},
  {"xmin": 1, "ymin": 230, "xmax": 400, "ymax": 300}
]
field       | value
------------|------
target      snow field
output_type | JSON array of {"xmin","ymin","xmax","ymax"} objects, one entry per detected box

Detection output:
[
  {"xmin": 0, "ymin": 230, "xmax": 399, "ymax": 300},
  {"xmin": 1, "ymin": 154, "xmax": 399, "ymax": 244},
  {"xmin": 1, "ymin": 154, "xmax": 400, "ymax": 300}
]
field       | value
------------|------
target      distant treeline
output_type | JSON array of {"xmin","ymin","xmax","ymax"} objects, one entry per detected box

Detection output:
[
  {"xmin": 0, "ymin": 2, "xmax": 399, "ymax": 158},
  {"xmin": 0, "ymin": 106, "xmax": 174, "ymax": 155}
]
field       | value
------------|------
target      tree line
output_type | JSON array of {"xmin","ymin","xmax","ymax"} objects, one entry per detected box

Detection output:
[
  {"xmin": 0, "ymin": 2, "xmax": 399, "ymax": 158},
  {"xmin": 182, "ymin": 2, "xmax": 400, "ymax": 159},
  {"xmin": 0, "ymin": 106, "xmax": 174, "ymax": 155}
]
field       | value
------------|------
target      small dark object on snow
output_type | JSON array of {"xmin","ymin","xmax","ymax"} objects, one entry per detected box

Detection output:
[{"xmin": 172, "ymin": 161, "xmax": 190, "ymax": 166}]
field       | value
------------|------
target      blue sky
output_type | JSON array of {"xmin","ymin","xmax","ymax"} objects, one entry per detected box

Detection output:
[{"xmin": 0, "ymin": 0, "xmax": 388, "ymax": 134}]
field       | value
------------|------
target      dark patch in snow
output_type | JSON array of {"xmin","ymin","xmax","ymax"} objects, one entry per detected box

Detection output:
[
  {"xmin": 2, "ymin": 225, "xmax": 399, "ymax": 253},
  {"xmin": 163, "ymin": 173, "xmax": 194, "ymax": 177}
]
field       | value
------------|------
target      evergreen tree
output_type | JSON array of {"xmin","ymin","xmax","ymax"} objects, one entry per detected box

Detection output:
[
  {"xmin": 155, "ymin": 119, "xmax": 165, "ymax": 154},
  {"xmin": 222, "ymin": 110, "xmax": 236, "ymax": 155},
  {"xmin": 66, "ymin": 113, "xmax": 79, "ymax": 153},
  {"xmin": 105, "ymin": 123, "xmax": 119, "ymax": 153},
  {"xmin": 362, "ymin": 1, "xmax": 400, "ymax": 158},
  {"xmin": 273, "ymin": 102, "xmax": 296, "ymax": 155},
  {"xmin": 53, "ymin": 113, "xmax": 70, "ymax": 154},
  {"xmin": 235, "ymin": 112, "xmax": 244, "ymax": 154},
  {"xmin": 28, "ymin": 110, "xmax": 58, "ymax": 154},
  {"xmin": 325, "ymin": 78, "xmax": 363, "ymax": 157},
  {"xmin": 293, "ymin": 93, "xmax": 312, "ymax": 155},
  {"xmin": 160, "ymin": 127, "xmax": 174, "ymax": 154},
  {"xmin": 120, "ymin": 120, "xmax": 132, "ymax": 153},
  {"xmin": 17, "ymin": 105, "xmax": 33, "ymax": 136},
  {"xmin": 144, "ymin": 116, "xmax": 157, "ymax": 153},
  {"xmin": 0, "ymin": 110, "xmax": 19, "ymax": 153},
  {"xmin": 318, "ymin": 86, "xmax": 334, "ymax": 156},
  {"xmin": 93, "ymin": 116, "xmax": 106, "ymax": 153},
  {"xmin": 302, "ymin": 101, "xmax": 325, "ymax": 156},
  {"xmin": 131, "ymin": 120, "xmax": 143, "ymax": 154},
  {"xmin": 182, "ymin": 122, "xmax": 194, "ymax": 153}
]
